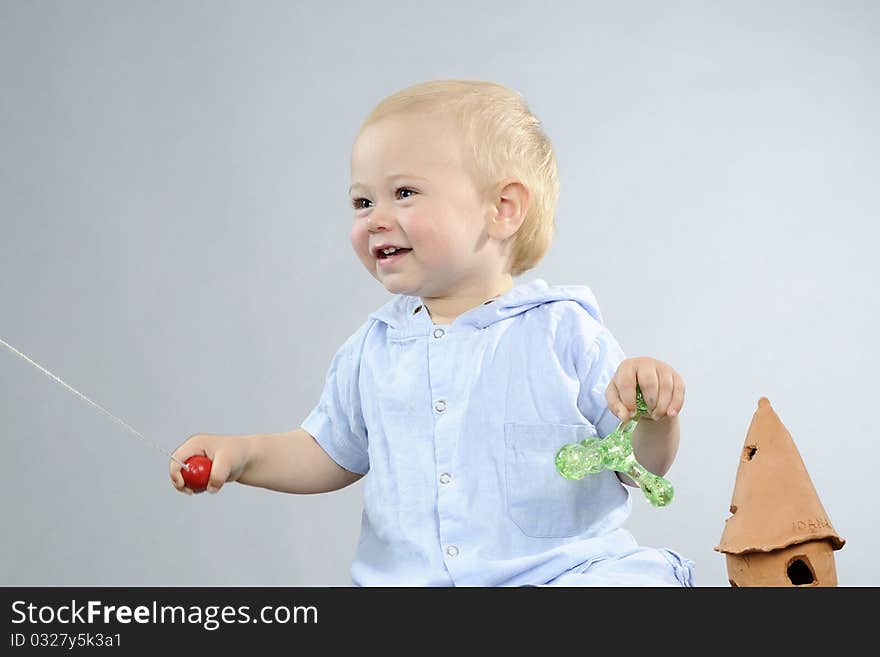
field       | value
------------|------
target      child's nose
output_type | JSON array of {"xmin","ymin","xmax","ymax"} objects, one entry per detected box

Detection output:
[{"xmin": 366, "ymin": 212, "xmax": 392, "ymax": 232}]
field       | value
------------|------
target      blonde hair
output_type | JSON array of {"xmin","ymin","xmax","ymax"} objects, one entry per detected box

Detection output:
[{"xmin": 358, "ymin": 80, "xmax": 559, "ymax": 276}]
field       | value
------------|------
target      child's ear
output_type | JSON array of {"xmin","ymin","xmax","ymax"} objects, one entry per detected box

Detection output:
[{"xmin": 487, "ymin": 180, "xmax": 529, "ymax": 240}]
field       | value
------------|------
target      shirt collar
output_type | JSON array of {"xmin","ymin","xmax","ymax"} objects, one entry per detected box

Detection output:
[{"xmin": 367, "ymin": 278, "xmax": 603, "ymax": 337}]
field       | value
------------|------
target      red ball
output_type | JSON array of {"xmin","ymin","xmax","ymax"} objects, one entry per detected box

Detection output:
[{"xmin": 182, "ymin": 455, "xmax": 212, "ymax": 492}]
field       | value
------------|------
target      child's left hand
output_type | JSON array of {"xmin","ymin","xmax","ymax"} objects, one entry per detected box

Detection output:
[{"xmin": 605, "ymin": 357, "xmax": 685, "ymax": 422}]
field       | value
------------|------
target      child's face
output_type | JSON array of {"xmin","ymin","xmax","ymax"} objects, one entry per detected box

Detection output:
[{"xmin": 349, "ymin": 111, "xmax": 504, "ymax": 300}]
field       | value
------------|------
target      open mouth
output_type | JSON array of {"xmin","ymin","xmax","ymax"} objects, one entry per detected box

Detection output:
[{"xmin": 376, "ymin": 247, "xmax": 412, "ymax": 260}]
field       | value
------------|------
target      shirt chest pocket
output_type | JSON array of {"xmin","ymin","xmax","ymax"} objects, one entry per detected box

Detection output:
[{"xmin": 504, "ymin": 422, "xmax": 610, "ymax": 538}]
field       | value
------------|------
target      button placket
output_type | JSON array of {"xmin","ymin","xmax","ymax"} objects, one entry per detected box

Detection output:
[{"xmin": 428, "ymin": 317, "xmax": 461, "ymax": 578}]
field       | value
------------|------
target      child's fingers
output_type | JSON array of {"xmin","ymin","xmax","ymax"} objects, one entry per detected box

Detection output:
[
  {"xmin": 667, "ymin": 372, "xmax": 686, "ymax": 417},
  {"xmin": 605, "ymin": 379, "xmax": 628, "ymax": 421},
  {"xmin": 204, "ymin": 453, "xmax": 233, "ymax": 494},
  {"xmin": 169, "ymin": 434, "xmax": 208, "ymax": 494},
  {"xmin": 169, "ymin": 454, "xmax": 187, "ymax": 491},
  {"xmin": 169, "ymin": 464, "xmax": 184, "ymax": 489},
  {"xmin": 608, "ymin": 358, "xmax": 686, "ymax": 422},
  {"xmin": 612, "ymin": 362, "xmax": 639, "ymax": 419},
  {"xmin": 653, "ymin": 369, "xmax": 675, "ymax": 420},
  {"xmin": 168, "ymin": 463, "xmax": 193, "ymax": 495},
  {"xmin": 634, "ymin": 365, "xmax": 660, "ymax": 417}
]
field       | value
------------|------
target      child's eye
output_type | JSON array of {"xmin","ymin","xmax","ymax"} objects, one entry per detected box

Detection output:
[{"xmin": 351, "ymin": 188, "xmax": 416, "ymax": 210}]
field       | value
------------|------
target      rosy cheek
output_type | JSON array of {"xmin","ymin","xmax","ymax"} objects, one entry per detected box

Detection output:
[{"xmin": 350, "ymin": 222, "xmax": 366, "ymax": 255}]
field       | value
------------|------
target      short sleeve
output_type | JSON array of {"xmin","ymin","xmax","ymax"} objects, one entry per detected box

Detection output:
[
  {"xmin": 576, "ymin": 325, "xmax": 626, "ymax": 438},
  {"xmin": 301, "ymin": 322, "xmax": 372, "ymax": 475}
]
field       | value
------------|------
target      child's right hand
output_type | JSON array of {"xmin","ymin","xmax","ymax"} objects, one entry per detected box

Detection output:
[{"xmin": 169, "ymin": 433, "xmax": 251, "ymax": 495}]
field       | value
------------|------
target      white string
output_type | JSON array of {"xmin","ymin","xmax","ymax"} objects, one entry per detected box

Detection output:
[{"xmin": 0, "ymin": 335, "xmax": 186, "ymax": 468}]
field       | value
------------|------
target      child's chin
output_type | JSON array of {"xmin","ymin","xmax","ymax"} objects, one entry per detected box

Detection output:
[
  {"xmin": 380, "ymin": 277, "xmax": 419, "ymax": 296},
  {"xmin": 383, "ymin": 283, "xmax": 416, "ymax": 295}
]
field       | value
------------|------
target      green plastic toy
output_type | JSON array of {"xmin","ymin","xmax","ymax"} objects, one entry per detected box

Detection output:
[{"xmin": 555, "ymin": 386, "xmax": 674, "ymax": 507}]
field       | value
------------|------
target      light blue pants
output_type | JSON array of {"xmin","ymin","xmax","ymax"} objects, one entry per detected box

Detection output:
[{"xmin": 544, "ymin": 547, "xmax": 696, "ymax": 586}]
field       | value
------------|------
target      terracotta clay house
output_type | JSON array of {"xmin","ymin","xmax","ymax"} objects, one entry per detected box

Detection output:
[{"xmin": 715, "ymin": 397, "xmax": 845, "ymax": 587}]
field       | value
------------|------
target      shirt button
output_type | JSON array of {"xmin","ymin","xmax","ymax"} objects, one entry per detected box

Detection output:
[
  {"xmin": 434, "ymin": 400, "xmax": 447, "ymax": 413},
  {"xmin": 446, "ymin": 545, "xmax": 459, "ymax": 557},
  {"xmin": 439, "ymin": 472, "xmax": 451, "ymax": 485},
  {"xmin": 433, "ymin": 328, "xmax": 445, "ymax": 339}
]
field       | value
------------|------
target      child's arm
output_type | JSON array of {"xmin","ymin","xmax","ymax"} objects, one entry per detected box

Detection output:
[
  {"xmin": 238, "ymin": 428, "xmax": 363, "ymax": 493},
  {"xmin": 630, "ymin": 414, "xmax": 680, "ymax": 478},
  {"xmin": 169, "ymin": 427, "xmax": 363, "ymax": 495}
]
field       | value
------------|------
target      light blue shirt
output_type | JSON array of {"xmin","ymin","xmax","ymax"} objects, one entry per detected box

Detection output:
[{"xmin": 302, "ymin": 278, "xmax": 695, "ymax": 586}]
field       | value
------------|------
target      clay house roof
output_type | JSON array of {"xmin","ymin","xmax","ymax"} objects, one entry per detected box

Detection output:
[{"xmin": 716, "ymin": 397, "xmax": 845, "ymax": 555}]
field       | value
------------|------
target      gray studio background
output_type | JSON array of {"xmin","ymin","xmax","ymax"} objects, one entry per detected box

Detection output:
[{"xmin": 2, "ymin": 1, "xmax": 877, "ymax": 587}]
